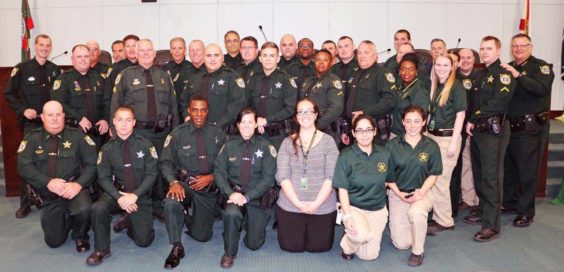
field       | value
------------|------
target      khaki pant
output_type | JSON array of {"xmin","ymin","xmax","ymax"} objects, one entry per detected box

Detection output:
[
  {"xmin": 340, "ymin": 206, "xmax": 388, "ymax": 260},
  {"xmin": 426, "ymin": 133, "xmax": 461, "ymax": 227},
  {"xmin": 461, "ymin": 136, "xmax": 478, "ymax": 206},
  {"xmin": 388, "ymin": 190, "xmax": 433, "ymax": 255}
]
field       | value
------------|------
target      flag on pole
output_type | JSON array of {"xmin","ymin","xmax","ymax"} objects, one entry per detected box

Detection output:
[
  {"xmin": 519, "ymin": 0, "xmax": 530, "ymax": 35},
  {"xmin": 21, "ymin": 0, "xmax": 34, "ymax": 61}
]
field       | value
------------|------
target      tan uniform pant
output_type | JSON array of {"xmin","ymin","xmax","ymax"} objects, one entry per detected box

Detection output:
[
  {"xmin": 461, "ymin": 136, "xmax": 479, "ymax": 206},
  {"xmin": 388, "ymin": 190, "xmax": 434, "ymax": 255},
  {"xmin": 426, "ymin": 133, "xmax": 461, "ymax": 227},
  {"xmin": 340, "ymin": 206, "xmax": 388, "ymax": 260}
]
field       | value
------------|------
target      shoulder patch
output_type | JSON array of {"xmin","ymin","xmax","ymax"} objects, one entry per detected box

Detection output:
[
  {"xmin": 499, "ymin": 74, "xmax": 511, "ymax": 85},
  {"xmin": 17, "ymin": 140, "xmax": 27, "ymax": 153},
  {"xmin": 53, "ymin": 80, "xmax": 61, "ymax": 91},
  {"xmin": 333, "ymin": 80, "xmax": 343, "ymax": 90},
  {"xmin": 164, "ymin": 135, "xmax": 172, "ymax": 148},
  {"xmin": 84, "ymin": 135, "xmax": 96, "ymax": 146},
  {"xmin": 540, "ymin": 65, "xmax": 550, "ymax": 75},
  {"xmin": 236, "ymin": 77, "xmax": 245, "ymax": 88},
  {"xmin": 97, "ymin": 151, "xmax": 103, "ymax": 165},
  {"xmin": 115, "ymin": 73, "xmax": 122, "ymax": 85},
  {"xmin": 10, "ymin": 67, "xmax": 18, "ymax": 77},
  {"xmin": 462, "ymin": 79, "xmax": 472, "ymax": 90},
  {"xmin": 385, "ymin": 73, "xmax": 395, "ymax": 83},
  {"xmin": 290, "ymin": 77, "xmax": 298, "ymax": 88},
  {"xmin": 268, "ymin": 145, "xmax": 277, "ymax": 158},
  {"xmin": 149, "ymin": 146, "xmax": 158, "ymax": 159},
  {"xmin": 106, "ymin": 67, "xmax": 113, "ymax": 77},
  {"xmin": 218, "ymin": 144, "xmax": 226, "ymax": 155}
]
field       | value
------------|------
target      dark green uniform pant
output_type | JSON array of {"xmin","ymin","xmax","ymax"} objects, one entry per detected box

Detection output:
[
  {"xmin": 503, "ymin": 123, "xmax": 547, "ymax": 217},
  {"xmin": 164, "ymin": 183, "xmax": 218, "ymax": 244},
  {"xmin": 91, "ymin": 193, "xmax": 154, "ymax": 251},
  {"xmin": 39, "ymin": 189, "xmax": 91, "ymax": 248},
  {"xmin": 20, "ymin": 121, "xmax": 43, "ymax": 208},
  {"xmin": 471, "ymin": 123, "xmax": 510, "ymax": 232},
  {"xmin": 222, "ymin": 203, "xmax": 271, "ymax": 256},
  {"xmin": 135, "ymin": 127, "xmax": 167, "ymax": 216}
]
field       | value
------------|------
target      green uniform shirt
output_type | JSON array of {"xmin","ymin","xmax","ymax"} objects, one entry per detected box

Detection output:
[
  {"xmin": 469, "ymin": 59, "xmax": 516, "ymax": 122},
  {"xmin": 163, "ymin": 59, "xmax": 194, "ymax": 95},
  {"xmin": 177, "ymin": 64, "xmax": 205, "ymax": 119},
  {"xmin": 385, "ymin": 135, "xmax": 442, "ymax": 191},
  {"xmin": 346, "ymin": 62, "xmax": 397, "ymax": 118},
  {"xmin": 224, "ymin": 53, "xmax": 243, "ymax": 71},
  {"xmin": 104, "ymin": 58, "xmax": 137, "ymax": 99},
  {"xmin": 91, "ymin": 62, "xmax": 110, "ymax": 79},
  {"xmin": 278, "ymin": 56, "xmax": 299, "ymax": 70},
  {"xmin": 159, "ymin": 122, "xmax": 227, "ymax": 183},
  {"xmin": 237, "ymin": 58, "xmax": 263, "ymax": 83},
  {"xmin": 507, "ymin": 56, "xmax": 554, "ymax": 117},
  {"xmin": 385, "ymin": 55, "xmax": 431, "ymax": 88},
  {"xmin": 180, "ymin": 65, "xmax": 246, "ymax": 128},
  {"xmin": 4, "ymin": 58, "xmax": 61, "ymax": 117},
  {"xmin": 214, "ymin": 135, "xmax": 277, "ymax": 202},
  {"xmin": 284, "ymin": 60, "xmax": 315, "ymax": 92},
  {"xmin": 110, "ymin": 65, "xmax": 179, "ymax": 126},
  {"xmin": 247, "ymin": 68, "xmax": 297, "ymax": 122},
  {"xmin": 97, "ymin": 132, "xmax": 158, "ymax": 200},
  {"xmin": 331, "ymin": 58, "xmax": 359, "ymax": 85},
  {"xmin": 456, "ymin": 68, "xmax": 481, "ymax": 116},
  {"xmin": 391, "ymin": 79, "xmax": 430, "ymax": 135},
  {"xmin": 299, "ymin": 72, "xmax": 345, "ymax": 129},
  {"xmin": 333, "ymin": 143, "xmax": 394, "ymax": 211},
  {"xmin": 429, "ymin": 79, "xmax": 467, "ymax": 129},
  {"xmin": 17, "ymin": 127, "xmax": 98, "ymax": 194},
  {"xmin": 51, "ymin": 68, "xmax": 109, "ymax": 123}
]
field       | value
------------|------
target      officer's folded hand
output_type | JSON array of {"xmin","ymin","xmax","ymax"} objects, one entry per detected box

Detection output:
[
  {"xmin": 118, "ymin": 191, "xmax": 139, "ymax": 209},
  {"xmin": 189, "ymin": 174, "xmax": 214, "ymax": 191},
  {"xmin": 79, "ymin": 117, "xmax": 93, "ymax": 133},
  {"xmin": 47, "ymin": 178, "xmax": 67, "ymax": 196},
  {"xmin": 60, "ymin": 182, "xmax": 82, "ymax": 199},
  {"xmin": 166, "ymin": 182, "xmax": 185, "ymax": 202},
  {"xmin": 227, "ymin": 192, "xmax": 247, "ymax": 206},
  {"xmin": 96, "ymin": 120, "xmax": 109, "ymax": 135}
]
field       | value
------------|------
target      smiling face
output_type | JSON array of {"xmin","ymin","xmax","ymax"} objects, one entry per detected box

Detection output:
[
  {"xmin": 458, "ymin": 49, "xmax": 475, "ymax": 74},
  {"xmin": 189, "ymin": 99, "xmax": 208, "ymax": 128},
  {"xmin": 112, "ymin": 42, "xmax": 125, "ymax": 63},
  {"xmin": 399, "ymin": 60, "xmax": 417, "ymax": 85},
  {"xmin": 402, "ymin": 110, "xmax": 425, "ymax": 137},
  {"xmin": 295, "ymin": 100, "xmax": 318, "ymax": 129},
  {"xmin": 314, "ymin": 51, "xmax": 332, "ymax": 76},
  {"xmin": 240, "ymin": 39, "xmax": 258, "ymax": 64},
  {"xmin": 479, "ymin": 39, "xmax": 501, "ymax": 66},
  {"xmin": 357, "ymin": 42, "xmax": 377, "ymax": 69},
  {"xmin": 259, "ymin": 47, "xmax": 279, "ymax": 73},
  {"xmin": 431, "ymin": 40, "xmax": 446, "ymax": 60},
  {"xmin": 189, "ymin": 40, "xmax": 205, "ymax": 67},
  {"xmin": 86, "ymin": 40, "xmax": 101, "ymax": 65},
  {"xmin": 337, "ymin": 38, "xmax": 355, "ymax": 63},
  {"xmin": 41, "ymin": 101, "xmax": 65, "ymax": 135},
  {"xmin": 170, "ymin": 39, "xmax": 186, "ymax": 64},
  {"xmin": 136, "ymin": 40, "xmax": 156, "ymax": 69},
  {"xmin": 34, "ymin": 36, "xmax": 52, "ymax": 60},
  {"xmin": 511, "ymin": 36, "xmax": 532, "ymax": 64},
  {"xmin": 224, "ymin": 32, "xmax": 240, "ymax": 56},
  {"xmin": 280, "ymin": 35, "xmax": 297, "ymax": 60},
  {"xmin": 394, "ymin": 32, "xmax": 410, "ymax": 51},
  {"xmin": 297, "ymin": 39, "xmax": 314, "ymax": 60},
  {"xmin": 434, "ymin": 55, "xmax": 453, "ymax": 83},
  {"xmin": 72, "ymin": 46, "xmax": 91, "ymax": 74},
  {"xmin": 352, "ymin": 118, "xmax": 376, "ymax": 148},
  {"xmin": 204, "ymin": 44, "xmax": 224, "ymax": 73},
  {"xmin": 238, "ymin": 112, "xmax": 257, "ymax": 140},
  {"xmin": 124, "ymin": 38, "xmax": 138, "ymax": 62}
]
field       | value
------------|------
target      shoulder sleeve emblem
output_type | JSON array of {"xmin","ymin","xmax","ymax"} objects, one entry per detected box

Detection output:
[
  {"xmin": 540, "ymin": 65, "xmax": 550, "ymax": 75},
  {"xmin": 149, "ymin": 146, "xmax": 158, "ymax": 159},
  {"xmin": 268, "ymin": 145, "xmax": 277, "ymax": 158},
  {"xmin": 218, "ymin": 144, "xmax": 226, "ymax": 155},
  {"xmin": 290, "ymin": 77, "xmax": 298, "ymax": 88},
  {"xmin": 164, "ymin": 135, "xmax": 172, "ymax": 148},
  {"xmin": 10, "ymin": 67, "xmax": 19, "ymax": 77},
  {"xmin": 106, "ymin": 67, "xmax": 113, "ymax": 77},
  {"xmin": 385, "ymin": 73, "xmax": 395, "ymax": 83},
  {"xmin": 333, "ymin": 80, "xmax": 343, "ymax": 90},
  {"xmin": 84, "ymin": 135, "xmax": 96, "ymax": 146},
  {"xmin": 53, "ymin": 80, "xmax": 61, "ymax": 91},
  {"xmin": 115, "ymin": 73, "xmax": 122, "ymax": 85},
  {"xmin": 377, "ymin": 162, "xmax": 387, "ymax": 172},
  {"xmin": 499, "ymin": 74, "xmax": 511, "ymax": 85},
  {"xmin": 17, "ymin": 140, "xmax": 27, "ymax": 153},
  {"xmin": 97, "ymin": 151, "xmax": 103, "ymax": 165},
  {"xmin": 173, "ymin": 73, "xmax": 179, "ymax": 82},
  {"xmin": 236, "ymin": 77, "xmax": 245, "ymax": 88},
  {"xmin": 462, "ymin": 79, "xmax": 472, "ymax": 90}
]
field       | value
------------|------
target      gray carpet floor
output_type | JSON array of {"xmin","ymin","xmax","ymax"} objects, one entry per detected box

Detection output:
[{"xmin": 1, "ymin": 196, "xmax": 563, "ymax": 272}]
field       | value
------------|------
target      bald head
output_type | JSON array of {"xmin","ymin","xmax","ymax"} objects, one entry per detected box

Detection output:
[
  {"xmin": 86, "ymin": 40, "xmax": 101, "ymax": 66},
  {"xmin": 41, "ymin": 101, "xmax": 65, "ymax": 134},
  {"xmin": 280, "ymin": 34, "xmax": 297, "ymax": 60},
  {"xmin": 204, "ymin": 43, "xmax": 224, "ymax": 73}
]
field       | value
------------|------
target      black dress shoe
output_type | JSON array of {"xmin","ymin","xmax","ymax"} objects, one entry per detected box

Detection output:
[
  {"xmin": 113, "ymin": 214, "xmax": 131, "ymax": 233},
  {"xmin": 15, "ymin": 207, "xmax": 31, "ymax": 218},
  {"xmin": 75, "ymin": 240, "xmax": 91, "ymax": 253},
  {"xmin": 86, "ymin": 250, "xmax": 111, "ymax": 265},
  {"xmin": 463, "ymin": 215, "xmax": 482, "ymax": 225},
  {"xmin": 220, "ymin": 255, "xmax": 236, "ymax": 269},
  {"xmin": 427, "ymin": 223, "xmax": 455, "ymax": 236},
  {"xmin": 341, "ymin": 251, "xmax": 354, "ymax": 260},
  {"xmin": 473, "ymin": 228, "xmax": 500, "ymax": 242},
  {"xmin": 501, "ymin": 206, "xmax": 516, "ymax": 214},
  {"xmin": 407, "ymin": 253, "xmax": 424, "ymax": 267},
  {"xmin": 513, "ymin": 215, "xmax": 534, "ymax": 227},
  {"xmin": 164, "ymin": 245, "xmax": 185, "ymax": 269}
]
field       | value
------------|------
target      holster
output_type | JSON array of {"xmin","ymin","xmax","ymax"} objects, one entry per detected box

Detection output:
[
  {"xmin": 264, "ymin": 122, "xmax": 285, "ymax": 137},
  {"xmin": 154, "ymin": 115, "xmax": 172, "ymax": 133},
  {"xmin": 226, "ymin": 123, "xmax": 240, "ymax": 136},
  {"xmin": 476, "ymin": 114, "xmax": 505, "ymax": 135},
  {"xmin": 259, "ymin": 186, "xmax": 279, "ymax": 209},
  {"xmin": 283, "ymin": 119, "xmax": 296, "ymax": 135},
  {"xmin": 339, "ymin": 117, "xmax": 351, "ymax": 135},
  {"xmin": 376, "ymin": 115, "xmax": 392, "ymax": 143}
]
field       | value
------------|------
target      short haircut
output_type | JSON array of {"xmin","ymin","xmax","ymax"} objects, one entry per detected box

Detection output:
[
  {"xmin": 241, "ymin": 36, "xmax": 258, "ymax": 47},
  {"xmin": 481, "ymin": 35, "xmax": 501, "ymax": 49},
  {"xmin": 35, "ymin": 34, "xmax": 51, "ymax": 44},
  {"xmin": 71, "ymin": 44, "xmax": 88, "ymax": 53},
  {"xmin": 114, "ymin": 105, "xmax": 136, "ymax": 118},
  {"xmin": 122, "ymin": 34, "xmax": 140, "ymax": 43},
  {"xmin": 261, "ymin": 41, "xmax": 279, "ymax": 52},
  {"xmin": 511, "ymin": 33, "xmax": 531, "ymax": 42},
  {"xmin": 322, "ymin": 40, "xmax": 336, "ymax": 47},
  {"xmin": 430, "ymin": 38, "xmax": 446, "ymax": 47},
  {"xmin": 400, "ymin": 53, "xmax": 419, "ymax": 69},
  {"xmin": 236, "ymin": 108, "xmax": 257, "ymax": 124},
  {"xmin": 224, "ymin": 30, "xmax": 240, "ymax": 40},
  {"xmin": 359, "ymin": 40, "xmax": 376, "ymax": 52},
  {"xmin": 189, "ymin": 95, "xmax": 208, "ymax": 106},
  {"xmin": 170, "ymin": 37, "xmax": 186, "ymax": 47},
  {"xmin": 315, "ymin": 49, "xmax": 333, "ymax": 59},
  {"xmin": 338, "ymin": 36, "xmax": 354, "ymax": 43},
  {"xmin": 111, "ymin": 40, "xmax": 124, "ymax": 48},
  {"xmin": 395, "ymin": 29, "xmax": 411, "ymax": 41}
]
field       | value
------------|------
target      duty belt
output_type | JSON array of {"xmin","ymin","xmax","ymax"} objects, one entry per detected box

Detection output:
[{"xmin": 428, "ymin": 129, "xmax": 453, "ymax": 137}]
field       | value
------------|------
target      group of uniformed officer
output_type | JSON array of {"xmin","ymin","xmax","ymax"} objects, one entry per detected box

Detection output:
[{"xmin": 4, "ymin": 29, "xmax": 554, "ymax": 269}]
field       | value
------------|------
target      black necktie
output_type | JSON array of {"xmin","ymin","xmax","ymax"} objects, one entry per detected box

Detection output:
[
  {"xmin": 240, "ymin": 140, "xmax": 252, "ymax": 185},
  {"xmin": 196, "ymin": 128, "xmax": 209, "ymax": 174},
  {"xmin": 38, "ymin": 65, "xmax": 49, "ymax": 106},
  {"xmin": 198, "ymin": 75, "xmax": 210, "ymax": 98},
  {"xmin": 47, "ymin": 135, "xmax": 59, "ymax": 178},
  {"xmin": 78, "ymin": 75, "xmax": 94, "ymax": 122},
  {"xmin": 144, "ymin": 69, "xmax": 157, "ymax": 121},
  {"xmin": 346, "ymin": 70, "xmax": 365, "ymax": 119},
  {"xmin": 122, "ymin": 140, "xmax": 136, "ymax": 193},
  {"xmin": 257, "ymin": 76, "xmax": 270, "ymax": 118}
]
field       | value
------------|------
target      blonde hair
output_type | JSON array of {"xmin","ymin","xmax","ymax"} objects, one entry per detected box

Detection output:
[{"xmin": 431, "ymin": 53, "xmax": 457, "ymax": 107}]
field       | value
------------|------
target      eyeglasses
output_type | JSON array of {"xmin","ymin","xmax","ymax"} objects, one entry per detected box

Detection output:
[
  {"xmin": 511, "ymin": 44, "xmax": 531, "ymax": 49},
  {"xmin": 296, "ymin": 110, "xmax": 316, "ymax": 117},
  {"xmin": 354, "ymin": 128, "xmax": 375, "ymax": 135},
  {"xmin": 299, "ymin": 45, "xmax": 312, "ymax": 49}
]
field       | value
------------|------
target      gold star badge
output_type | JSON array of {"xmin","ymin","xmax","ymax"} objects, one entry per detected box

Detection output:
[
  {"xmin": 377, "ymin": 162, "xmax": 387, "ymax": 172},
  {"xmin": 487, "ymin": 75, "xmax": 494, "ymax": 83},
  {"xmin": 418, "ymin": 152, "xmax": 429, "ymax": 162},
  {"xmin": 63, "ymin": 140, "xmax": 72, "ymax": 149}
]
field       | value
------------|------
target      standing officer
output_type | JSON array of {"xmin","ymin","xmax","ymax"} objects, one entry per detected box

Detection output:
[
  {"xmin": 163, "ymin": 37, "xmax": 194, "ymax": 95},
  {"xmin": 111, "ymin": 40, "xmax": 126, "ymax": 63},
  {"xmin": 4, "ymin": 33, "xmax": 62, "ymax": 218},
  {"xmin": 332, "ymin": 36, "xmax": 358, "ymax": 88},
  {"xmin": 278, "ymin": 34, "xmax": 299, "ymax": 69},
  {"xmin": 106, "ymin": 35, "xmax": 139, "ymax": 99},
  {"xmin": 86, "ymin": 106, "xmax": 158, "ymax": 265},
  {"xmin": 247, "ymin": 42, "xmax": 297, "ymax": 150},
  {"xmin": 111, "ymin": 38, "xmax": 179, "ymax": 221},
  {"xmin": 341, "ymin": 40, "xmax": 397, "ymax": 146},
  {"xmin": 300, "ymin": 49, "xmax": 344, "ymax": 142},
  {"xmin": 224, "ymin": 30, "xmax": 242, "ymax": 70},
  {"xmin": 179, "ymin": 44, "xmax": 246, "ymax": 133},
  {"xmin": 51, "ymin": 44, "xmax": 109, "ymax": 148},
  {"xmin": 284, "ymin": 38, "xmax": 316, "ymax": 92},
  {"xmin": 176, "ymin": 39, "xmax": 206, "ymax": 122},
  {"xmin": 214, "ymin": 108, "xmax": 277, "ymax": 268},
  {"xmin": 465, "ymin": 36, "xmax": 515, "ymax": 242},
  {"xmin": 17, "ymin": 100, "xmax": 97, "ymax": 252},
  {"xmin": 322, "ymin": 40, "xmax": 339, "ymax": 66},
  {"xmin": 384, "ymin": 29, "xmax": 412, "ymax": 72},
  {"xmin": 86, "ymin": 40, "xmax": 110, "ymax": 78},
  {"xmin": 238, "ymin": 36, "xmax": 263, "ymax": 82},
  {"xmin": 501, "ymin": 34, "xmax": 554, "ymax": 227},
  {"xmin": 159, "ymin": 96, "xmax": 227, "ymax": 269}
]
